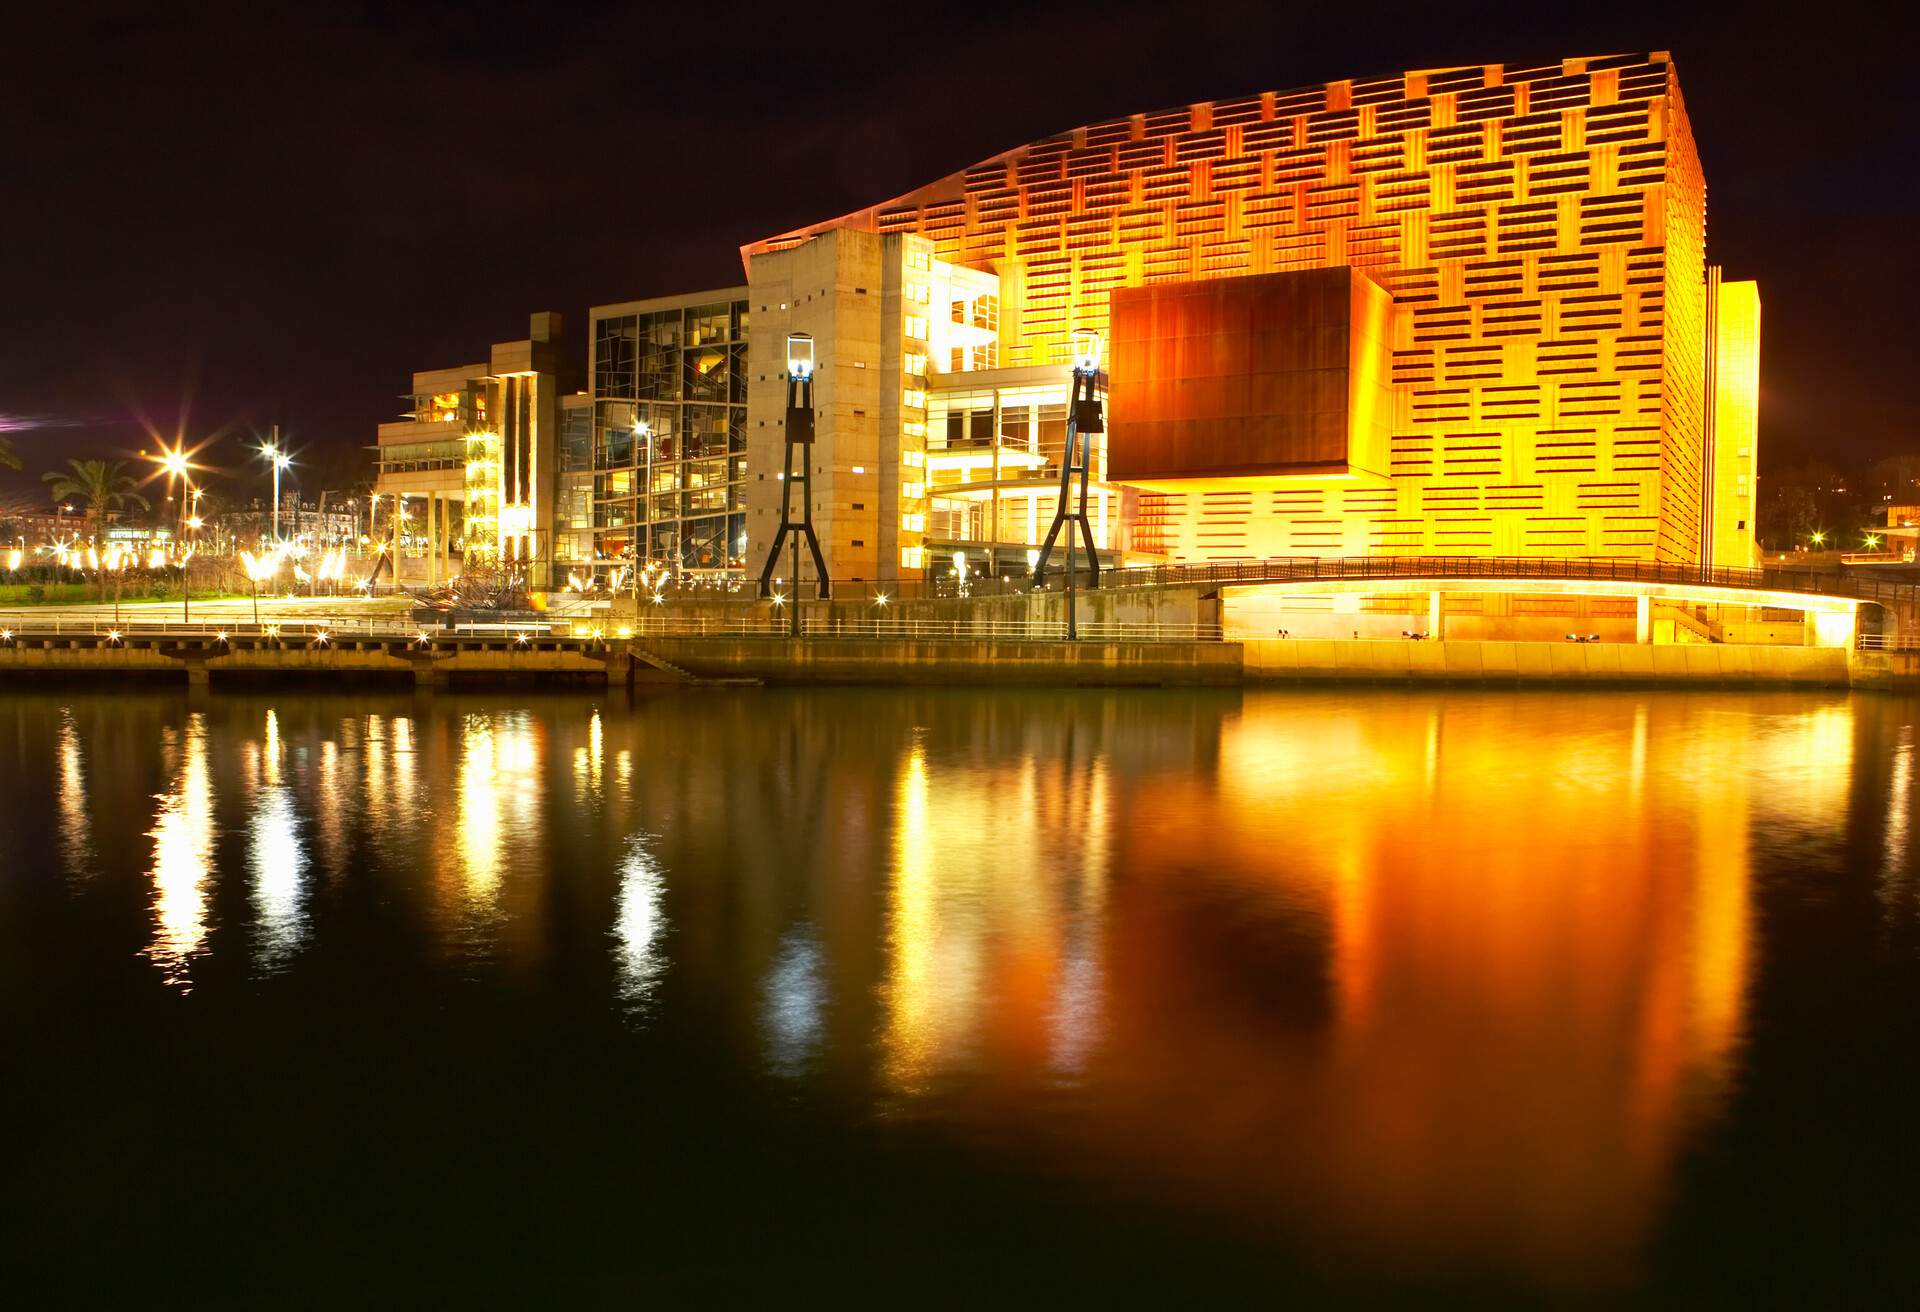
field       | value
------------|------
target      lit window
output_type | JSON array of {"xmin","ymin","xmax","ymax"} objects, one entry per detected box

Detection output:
[
  {"xmin": 903, "ymin": 389, "xmax": 925, "ymax": 410},
  {"xmin": 902, "ymin": 421, "xmax": 925, "ymax": 438},
  {"xmin": 904, "ymin": 284, "xmax": 930, "ymax": 304},
  {"xmin": 903, "ymin": 353, "xmax": 927, "ymax": 377},
  {"xmin": 905, "ymin": 250, "xmax": 930, "ymax": 272},
  {"xmin": 901, "ymin": 514, "xmax": 925, "ymax": 534},
  {"xmin": 903, "ymin": 316, "xmax": 927, "ymax": 341},
  {"xmin": 900, "ymin": 545, "xmax": 924, "ymax": 568},
  {"xmin": 902, "ymin": 481, "xmax": 924, "ymax": 500},
  {"xmin": 901, "ymin": 450, "xmax": 924, "ymax": 468}
]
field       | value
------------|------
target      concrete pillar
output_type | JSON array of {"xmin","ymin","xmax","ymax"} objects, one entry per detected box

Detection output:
[
  {"xmin": 1635, "ymin": 595, "xmax": 1652, "ymax": 644},
  {"xmin": 186, "ymin": 663, "xmax": 210, "ymax": 688},
  {"xmin": 413, "ymin": 661, "xmax": 445, "ymax": 688},
  {"xmin": 426, "ymin": 493, "xmax": 438, "ymax": 586},
  {"xmin": 1427, "ymin": 591, "xmax": 1442, "ymax": 639}
]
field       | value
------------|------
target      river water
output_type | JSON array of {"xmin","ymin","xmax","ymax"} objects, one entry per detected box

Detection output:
[{"xmin": 2, "ymin": 686, "xmax": 1916, "ymax": 1302}]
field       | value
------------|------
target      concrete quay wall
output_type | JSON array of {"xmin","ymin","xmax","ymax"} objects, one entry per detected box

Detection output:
[
  {"xmin": 638, "ymin": 637, "xmax": 1244, "ymax": 686},
  {"xmin": 1244, "ymin": 639, "xmax": 1853, "ymax": 686}
]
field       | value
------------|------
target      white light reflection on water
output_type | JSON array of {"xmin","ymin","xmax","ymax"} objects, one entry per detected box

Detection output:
[
  {"xmin": 762, "ymin": 927, "xmax": 825, "ymax": 1075},
  {"xmin": 55, "ymin": 707, "xmax": 94, "ymax": 880},
  {"xmin": 250, "ymin": 785, "xmax": 308, "ymax": 973},
  {"xmin": 144, "ymin": 713, "xmax": 215, "ymax": 991},
  {"xmin": 1885, "ymin": 725, "xmax": 1912, "ymax": 903},
  {"xmin": 612, "ymin": 836, "xmax": 668, "ymax": 1007}
]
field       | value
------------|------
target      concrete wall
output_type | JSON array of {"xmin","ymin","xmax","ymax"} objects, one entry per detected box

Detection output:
[
  {"xmin": 638, "ymin": 637, "xmax": 1242, "ymax": 686},
  {"xmin": 620, "ymin": 585, "xmax": 1219, "ymax": 633},
  {"xmin": 1244, "ymin": 639, "xmax": 1850, "ymax": 686}
]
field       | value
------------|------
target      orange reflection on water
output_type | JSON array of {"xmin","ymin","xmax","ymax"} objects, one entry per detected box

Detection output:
[
  {"xmin": 881, "ymin": 733, "xmax": 1112, "ymax": 1092},
  {"xmin": 1108, "ymin": 695, "xmax": 1801, "ymax": 1282},
  {"xmin": 870, "ymin": 693, "xmax": 1850, "ymax": 1285}
]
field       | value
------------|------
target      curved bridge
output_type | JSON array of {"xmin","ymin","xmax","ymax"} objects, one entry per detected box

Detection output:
[{"xmin": 1044, "ymin": 555, "xmax": 1918, "ymax": 611}]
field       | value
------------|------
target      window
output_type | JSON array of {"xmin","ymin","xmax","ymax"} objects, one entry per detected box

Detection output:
[
  {"xmin": 952, "ymin": 299, "xmax": 966, "ymax": 324},
  {"xmin": 900, "ymin": 546, "xmax": 924, "ymax": 568},
  {"xmin": 901, "ymin": 513, "xmax": 925, "ymax": 532},
  {"xmin": 902, "ymin": 481, "xmax": 924, "ymax": 499}
]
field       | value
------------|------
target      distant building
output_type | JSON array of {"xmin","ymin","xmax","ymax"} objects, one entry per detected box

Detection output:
[{"xmin": 372, "ymin": 312, "xmax": 569, "ymax": 586}]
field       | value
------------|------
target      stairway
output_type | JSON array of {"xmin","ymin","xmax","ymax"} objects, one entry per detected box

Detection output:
[{"xmin": 629, "ymin": 645, "xmax": 759, "ymax": 687}]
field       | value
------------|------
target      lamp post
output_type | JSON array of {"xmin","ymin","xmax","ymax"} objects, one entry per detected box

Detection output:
[
  {"xmin": 758, "ymin": 332, "xmax": 830, "ymax": 638},
  {"xmin": 260, "ymin": 429, "xmax": 291, "ymax": 543},
  {"xmin": 1030, "ymin": 328, "xmax": 1105, "ymax": 640}
]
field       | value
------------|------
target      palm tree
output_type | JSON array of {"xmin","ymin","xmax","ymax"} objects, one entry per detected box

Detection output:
[
  {"xmin": 0, "ymin": 434, "xmax": 20, "ymax": 471},
  {"xmin": 42, "ymin": 460, "xmax": 150, "ymax": 599},
  {"xmin": 42, "ymin": 459, "xmax": 149, "ymax": 539}
]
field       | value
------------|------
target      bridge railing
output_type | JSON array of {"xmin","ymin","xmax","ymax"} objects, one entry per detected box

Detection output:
[
  {"xmin": 607, "ymin": 555, "xmax": 1920, "ymax": 607},
  {"xmin": 620, "ymin": 615, "xmax": 1224, "ymax": 642}
]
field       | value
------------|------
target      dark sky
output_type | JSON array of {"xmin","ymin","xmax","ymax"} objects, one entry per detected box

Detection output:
[{"xmin": 2, "ymin": 0, "xmax": 1913, "ymax": 506}]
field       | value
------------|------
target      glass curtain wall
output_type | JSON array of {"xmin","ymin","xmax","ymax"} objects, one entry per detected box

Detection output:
[
  {"xmin": 591, "ymin": 302, "xmax": 749, "ymax": 583},
  {"xmin": 922, "ymin": 377, "xmax": 1117, "ymax": 576}
]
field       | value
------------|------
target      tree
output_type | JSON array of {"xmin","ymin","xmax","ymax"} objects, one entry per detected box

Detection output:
[
  {"xmin": 42, "ymin": 459, "xmax": 150, "ymax": 543},
  {"xmin": 0, "ymin": 434, "xmax": 20, "ymax": 471}
]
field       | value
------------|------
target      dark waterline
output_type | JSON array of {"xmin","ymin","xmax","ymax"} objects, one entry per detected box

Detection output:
[{"xmin": 2, "ymin": 686, "xmax": 1917, "ymax": 1303}]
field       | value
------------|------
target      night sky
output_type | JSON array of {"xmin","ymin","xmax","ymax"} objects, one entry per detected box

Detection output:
[{"xmin": 3, "ymin": 0, "xmax": 1912, "ymax": 506}]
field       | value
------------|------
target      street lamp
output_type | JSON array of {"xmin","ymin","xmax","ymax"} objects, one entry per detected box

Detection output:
[
  {"xmin": 1030, "ymin": 327, "xmax": 1104, "ymax": 640},
  {"xmin": 758, "ymin": 332, "xmax": 829, "ymax": 638},
  {"xmin": 260, "ymin": 440, "xmax": 292, "ymax": 542}
]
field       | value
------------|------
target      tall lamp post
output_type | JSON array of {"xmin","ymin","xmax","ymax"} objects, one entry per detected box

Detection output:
[
  {"xmin": 151, "ymin": 444, "xmax": 195, "ymax": 624},
  {"xmin": 260, "ymin": 428, "xmax": 291, "ymax": 543},
  {"xmin": 758, "ymin": 332, "xmax": 830, "ymax": 638},
  {"xmin": 1029, "ymin": 328, "xmax": 1104, "ymax": 640}
]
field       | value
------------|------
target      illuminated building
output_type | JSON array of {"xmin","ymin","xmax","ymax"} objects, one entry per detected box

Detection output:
[
  {"xmin": 585, "ymin": 289, "xmax": 751, "ymax": 581},
  {"xmin": 373, "ymin": 312, "xmax": 572, "ymax": 587},
  {"xmin": 748, "ymin": 50, "xmax": 1762, "ymax": 575},
  {"xmin": 376, "ymin": 51, "xmax": 1762, "ymax": 590}
]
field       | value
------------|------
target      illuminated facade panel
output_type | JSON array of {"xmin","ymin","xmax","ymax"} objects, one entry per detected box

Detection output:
[
  {"xmin": 1708, "ymin": 275, "xmax": 1761, "ymax": 567},
  {"xmin": 1108, "ymin": 266, "xmax": 1392, "ymax": 484},
  {"xmin": 748, "ymin": 51, "xmax": 1758, "ymax": 567}
]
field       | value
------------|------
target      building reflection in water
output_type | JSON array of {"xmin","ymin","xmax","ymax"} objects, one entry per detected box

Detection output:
[
  {"xmin": 144, "ymin": 712, "xmax": 215, "ymax": 991},
  {"xmin": 249, "ymin": 710, "xmax": 308, "ymax": 973},
  {"xmin": 55, "ymin": 707, "xmax": 94, "ymax": 881},
  {"xmin": 860, "ymin": 693, "xmax": 1866, "ymax": 1284},
  {"xmin": 881, "ymin": 723, "xmax": 1112, "ymax": 1094},
  {"xmin": 613, "ymin": 836, "xmax": 667, "ymax": 1007},
  {"xmin": 453, "ymin": 712, "xmax": 540, "ymax": 906}
]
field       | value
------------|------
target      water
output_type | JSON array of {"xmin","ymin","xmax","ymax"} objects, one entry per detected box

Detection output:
[{"xmin": 3, "ymin": 686, "xmax": 1917, "ymax": 1303}]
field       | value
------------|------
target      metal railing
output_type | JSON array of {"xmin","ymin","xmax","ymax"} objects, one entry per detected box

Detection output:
[
  {"xmin": 614, "ymin": 555, "xmax": 1920, "ymax": 607},
  {"xmin": 0, "ymin": 614, "xmax": 572, "ymax": 641},
  {"xmin": 1857, "ymin": 632, "xmax": 1920, "ymax": 652},
  {"xmin": 622, "ymin": 615, "xmax": 1223, "ymax": 642}
]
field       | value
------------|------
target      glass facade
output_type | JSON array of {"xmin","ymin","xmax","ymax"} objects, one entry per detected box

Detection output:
[
  {"xmin": 590, "ymin": 299, "xmax": 749, "ymax": 579},
  {"xmin": 922, "ymin": 375, "xmax": 1120, "ymax": 576}
]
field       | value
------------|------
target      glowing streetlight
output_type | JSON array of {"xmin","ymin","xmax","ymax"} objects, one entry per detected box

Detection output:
[
  {"xmin": 785, "ymin": 332, "xmax": 815, "ymax": 380},
  {"xmin": 1071, "ymin": 327, "xmax": 1103, "ymax": 375},
  {"xmin": 1810, "ymin": 530, "xmax": 1827, "ymax": 547},
  {"xmin": 260, "ymin": 439, "xmax": 293, "ymax": 541}
]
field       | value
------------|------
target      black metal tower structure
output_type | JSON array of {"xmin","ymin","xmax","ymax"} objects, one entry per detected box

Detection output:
[
  {"xmin": 1029, "ymin": 332, "xmax": 1105, "ymax": 639},
  {"xmin": 758, "ymin": 333, "xmax": 830, "ymax": 637}
]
